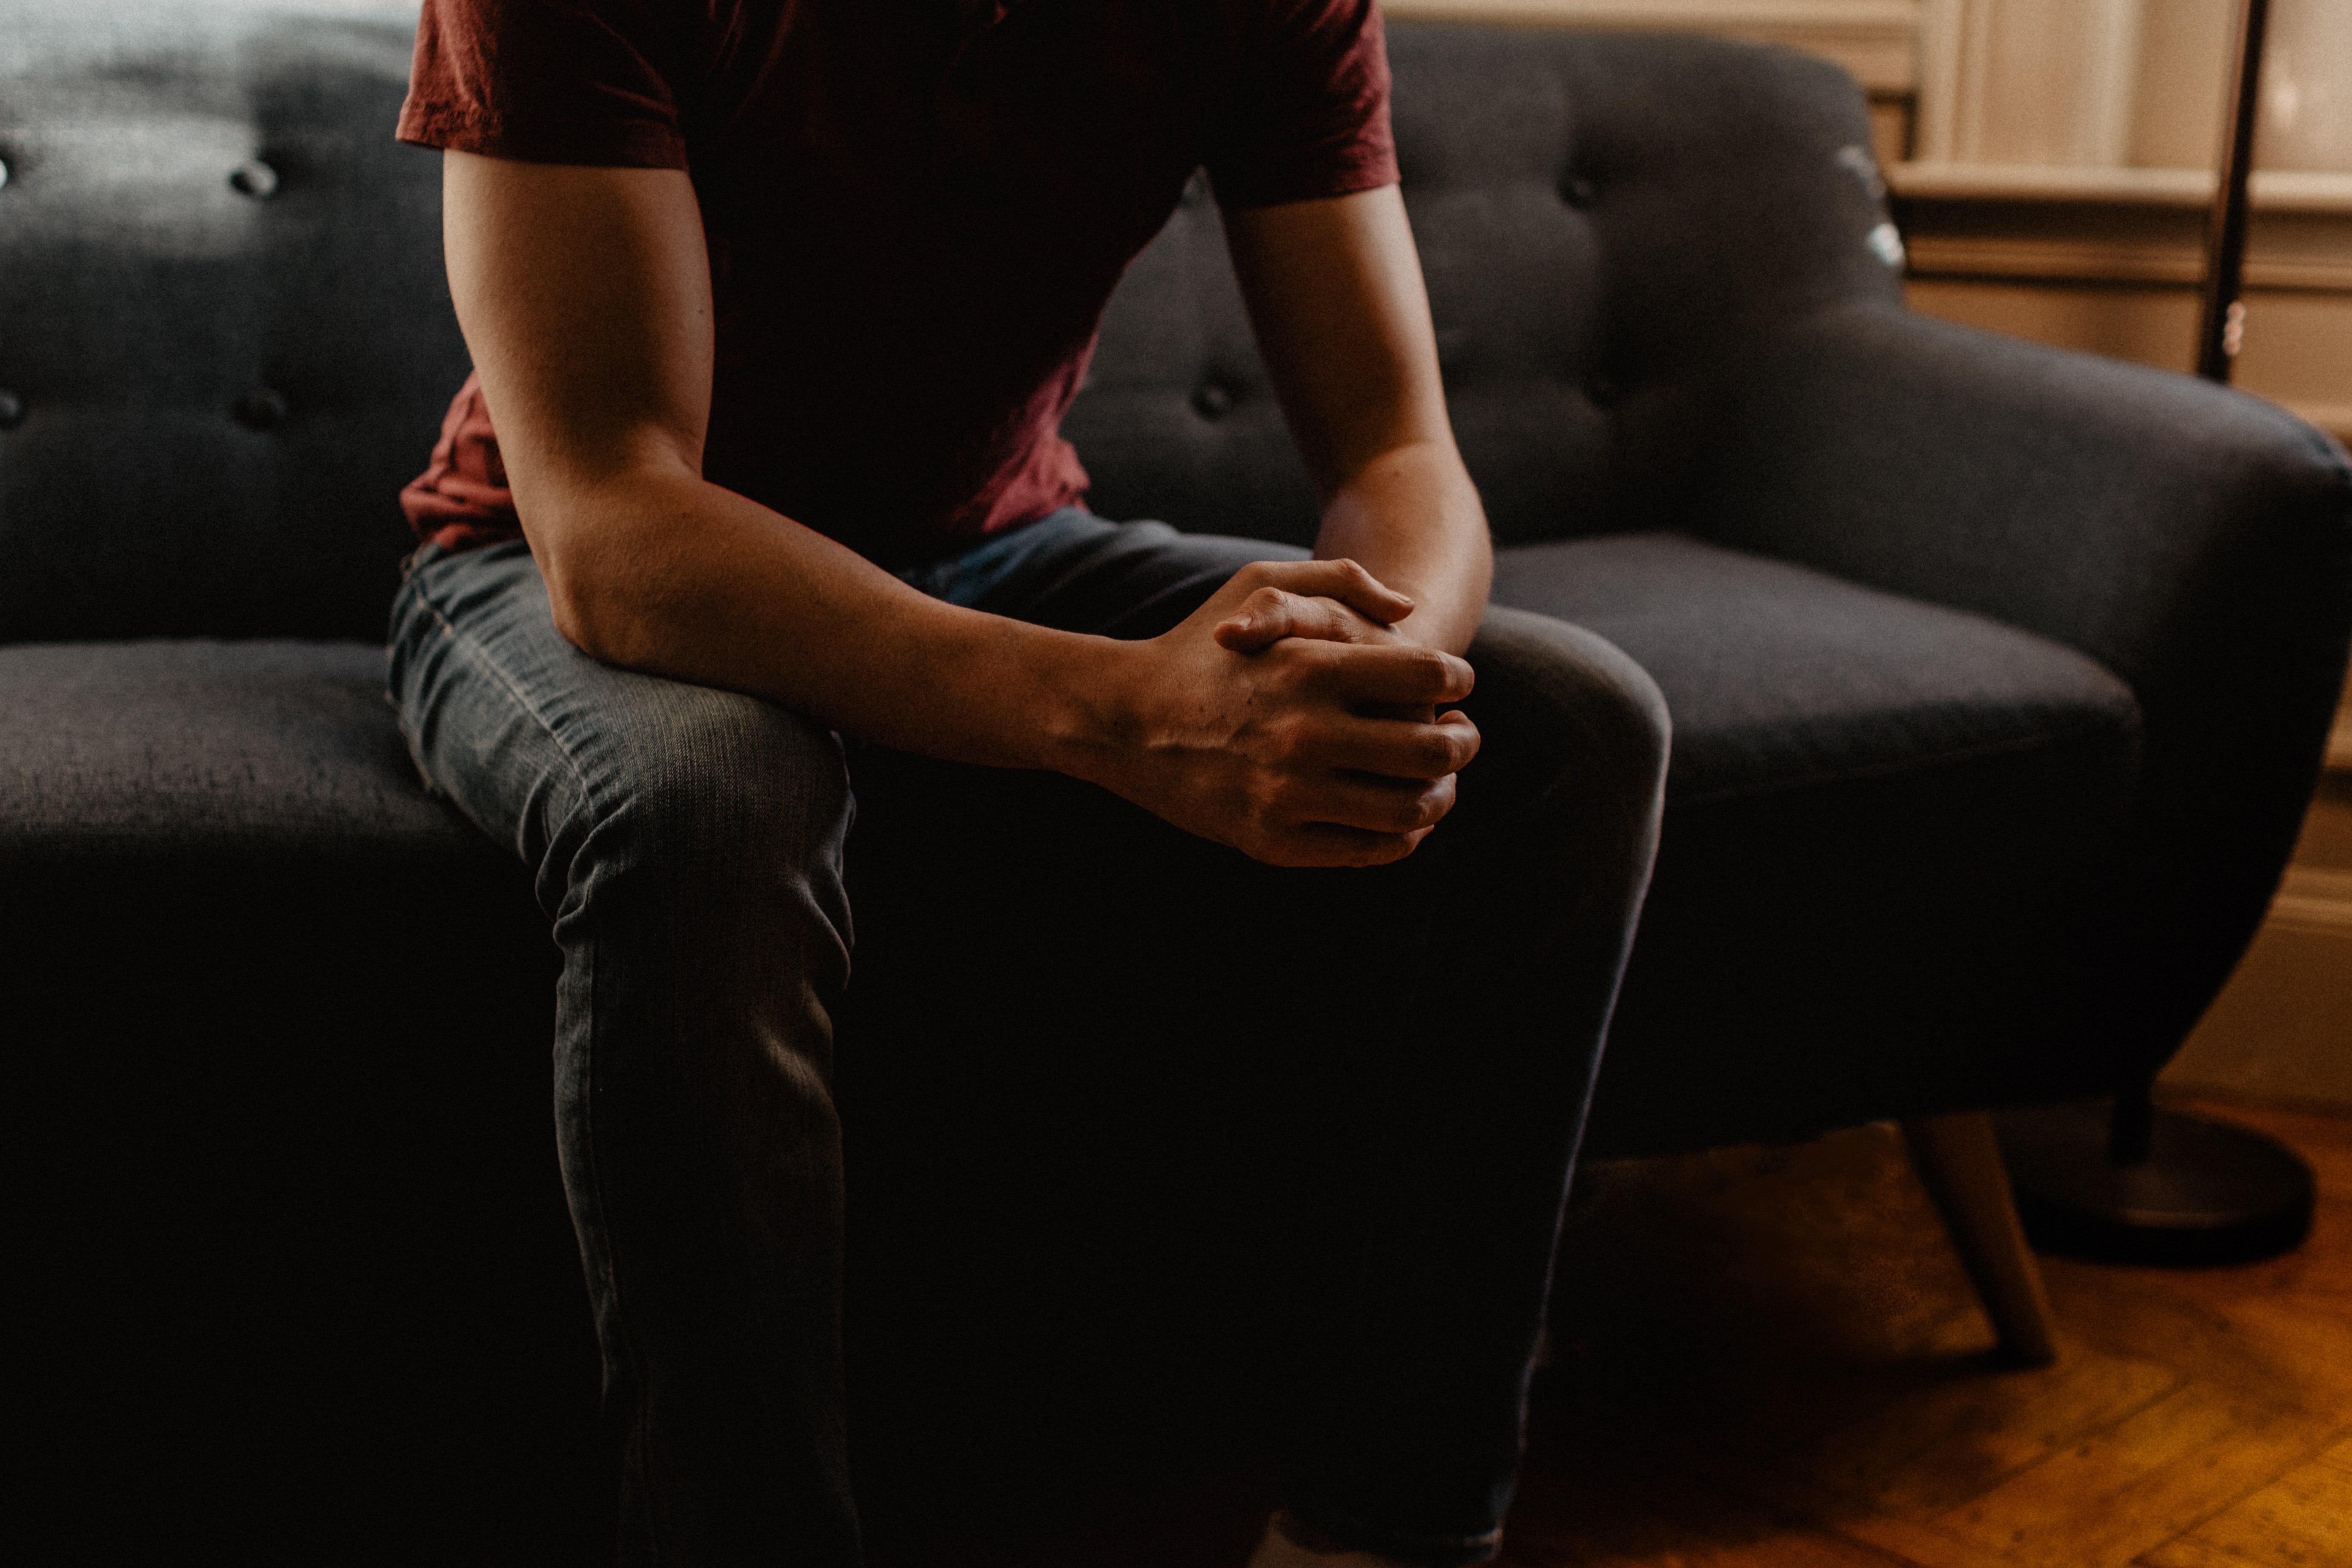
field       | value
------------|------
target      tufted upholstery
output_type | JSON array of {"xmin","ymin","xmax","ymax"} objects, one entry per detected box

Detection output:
[
  {"xmin": 0, "ymin": 1, "xmax": 467, "ymax": 644},
  {"xmin": 8, "ymin": 0, "xmax": 2352, "ymax": 1553},
  {"xmin": 1070, "ymin": 27, "xmax": 1907, "ymax": 549}
]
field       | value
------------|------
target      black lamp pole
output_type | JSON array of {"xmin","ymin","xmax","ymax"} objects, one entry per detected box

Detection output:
[
  {"xmin": 1995, "ymin": 0, "xmax": 2316, "ymax": 1268},
  {"xmin": 2195, "ymin": 0, "xmax": 2272, "ymax": 381}
]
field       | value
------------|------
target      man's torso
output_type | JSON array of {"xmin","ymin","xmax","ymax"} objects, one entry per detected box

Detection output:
[{"xmin": 397, "ymin": 0, "xmax": 1394, "ymax": 564}]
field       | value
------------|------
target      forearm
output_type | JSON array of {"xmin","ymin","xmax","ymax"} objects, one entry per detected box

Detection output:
[
  {"xmin": 536, "ymin": 468, "xmax": 1477, "ymax": 866},
  {"xmin": 533, "ymin": 466, "xmax": 1120, "ymax": 773},
  {"xmin": 444, "ymin": 155, "xmax": 1475, "ymax": 867},
  {"xmin": 1312, "ymin": 439, "xmax": 1492, "ymax": 656}
]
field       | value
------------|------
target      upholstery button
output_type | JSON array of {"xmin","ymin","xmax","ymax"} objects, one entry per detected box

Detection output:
[
  {"xmin": 1559, "ymin": 173, "xmax": 1598, "ymax": 209},
  {"xmin": 0, "ymin": 156, "xmax": 11, "ymax": 190},
  {"xmin": 0, "ymin": 389, "xmax": 24, "ymax": 430},
  {"xmin": 234, "ymin": 388, "xmax": 290, "ymax": 430},
  {"xmin": 229, "ymin": 158, "xmax": 279, "ymax": 199},
  {"xmin": 1582, "ymin": 371, "xmax": 1621, "ymax": 409},
  {"xmin": 1191, "ymin": 381, "xmax": 1235, "ymax": 419}
]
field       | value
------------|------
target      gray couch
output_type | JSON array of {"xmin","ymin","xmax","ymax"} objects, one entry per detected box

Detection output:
[{"xmin": 8, "ymin": 1, "xmax": 2349, "ymax": 1557}]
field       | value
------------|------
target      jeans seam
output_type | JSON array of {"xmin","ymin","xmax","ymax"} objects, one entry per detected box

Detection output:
[
  {"xmin": 404, "ymin": 558, "xmax": 664, "ymax": 1561},
  {"xmin": 407, "ymin": 568, "xmax": 604, "ymax": 844}
]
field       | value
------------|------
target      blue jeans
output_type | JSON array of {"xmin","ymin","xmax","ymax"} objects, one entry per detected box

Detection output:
[{"xmin": 388, "ymin": 509, "xmax": 1667, "ymax": 1565}]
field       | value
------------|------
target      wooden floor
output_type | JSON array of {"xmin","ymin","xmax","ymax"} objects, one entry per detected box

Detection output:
[
  {"xmin": 874, "ymin": 1098, "xmax": 2349, "ymax": 1567},
  {"xmin": 1503, "ymin": 1097, "xmax": 2350, "ymax": 1568}
]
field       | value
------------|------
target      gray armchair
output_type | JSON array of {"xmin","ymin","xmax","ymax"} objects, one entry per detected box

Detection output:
[
  {"xmin": 1066, "ymin": 26, "xmax": 2352, "ymax": 1160},
  {"xmin": 6, "ymin": 4, "xmax": 2347, "ymax": 1557}
]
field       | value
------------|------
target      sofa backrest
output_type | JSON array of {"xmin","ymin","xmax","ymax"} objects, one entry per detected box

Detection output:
[
  {"xmin": 0, "ymin": 3, "xmax": 1901, "ymax": 645},
  {"xmin": 0, "ymin": 0, "xmax": 465, "ymax": 644},
  {"xmin": 1067, "ymin": 24, "xmax": 1905, "ymax": 550}
]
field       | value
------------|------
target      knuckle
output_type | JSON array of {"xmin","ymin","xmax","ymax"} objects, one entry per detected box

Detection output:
[
  {"xmin": 1407, "ymin": 650, "xmax": 1451, "ymax": 691},
  {"xmin": 1244, "ymin": 776, "xmax": 1290, "ymax": 826}
]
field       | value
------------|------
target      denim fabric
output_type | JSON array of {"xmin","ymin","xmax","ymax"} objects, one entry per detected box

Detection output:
[
  {"xmin": 388, "ymin": 511, "xmax": 1666, "ymax": 1566},
  {"xmin": 391, "ymin": 537, "xmax": 860, "ymax": 1563}
]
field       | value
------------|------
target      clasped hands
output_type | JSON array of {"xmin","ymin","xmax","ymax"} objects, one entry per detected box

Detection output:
[{"xmin": 1094, "ymin": 558, "xmax": 1479, "ymax": 868}]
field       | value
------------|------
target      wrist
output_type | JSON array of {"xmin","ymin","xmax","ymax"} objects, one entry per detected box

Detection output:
[{"xmin": 1015, "ymin": 627, "xmax": 1146, "ymax": 782}]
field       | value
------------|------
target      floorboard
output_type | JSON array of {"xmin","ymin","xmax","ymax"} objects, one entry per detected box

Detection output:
[{"xmin": 870, "ymin": 1100, "xmax": 2350, "ymax": 1566}]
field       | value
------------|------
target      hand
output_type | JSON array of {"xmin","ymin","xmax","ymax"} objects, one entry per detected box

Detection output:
[
  {"xmin": 1212, "ymin": 566, "xmax": 1437, "ymax": 725},
  {"xmin": 1212, "ymin": 577, "xmax": 1412, "ymax": 652},
  {"xmin": 1084, "ymin": 558, "xmax": 1480, "ymax": 868}
]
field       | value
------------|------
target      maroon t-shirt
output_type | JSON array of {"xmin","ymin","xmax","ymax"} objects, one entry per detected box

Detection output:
[{"xmin": 396, "ymin": 0, "xmax": 1398, "ymax": 566}]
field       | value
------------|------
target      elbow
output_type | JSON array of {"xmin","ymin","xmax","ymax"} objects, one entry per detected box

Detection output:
[
  {"xmin": 544, "ymin": 578, "xmax": 606, "ymax": 661},
  {"xmin": 533, "ymin": 534, "xmax": 646, "ymax": 668},
  {"xmin": 547, "ymin": 570, "xmax": 648, "ymax": 669},
  {"xmin": 517, "ymin": 463, "xmax": 704, "ymax": 670}
]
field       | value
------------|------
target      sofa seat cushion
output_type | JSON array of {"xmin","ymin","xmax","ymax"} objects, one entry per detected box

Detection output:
[
  {"xmin": 1493, "ymin": 531, "xmax": 2142, "ymax": 806},
  {"xmin": 0, "ymin": 638, "xmax": 490, "ymax": 865},
  {"xmin": 1494, "ymin": 533, "xmax": 2147, "ymax": 1153},
  {"xmin": 3, "ymin": 638, "xmax": 579, "ymax": 1551}
]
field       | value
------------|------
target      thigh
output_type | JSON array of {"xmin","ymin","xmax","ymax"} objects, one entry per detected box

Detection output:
[
  {"xmin": 903, "ymin": 508, "xmax": 1309, "ymax": 638},
  {"xmin": 388, "ymin": 540, "xmax": 853, "ymax": 907}
]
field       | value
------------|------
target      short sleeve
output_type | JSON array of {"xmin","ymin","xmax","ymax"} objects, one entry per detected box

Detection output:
[
  {"xmin": 1204, "ymin": 0, "xmax": 1397, "ymax": 210},
  {"xmin": 396, "ymin": 0, "xmax": 690, "ymax": 169}
]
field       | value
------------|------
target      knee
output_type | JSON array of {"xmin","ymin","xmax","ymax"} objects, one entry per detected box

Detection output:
[
  {"xmin": 553, "ymin": 680, "xmax": 853, "ymax": 928},
  {"xmin": 1467, "ymin": 606, "xmax": 1670, "ymax": 822}
]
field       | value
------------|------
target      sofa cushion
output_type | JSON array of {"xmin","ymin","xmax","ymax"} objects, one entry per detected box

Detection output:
[
  {"xmin": 1064, "ymin": 27, "xmax": 1903, "ymax": 553},
  {"xmin": 3, "ymin": 638, "xmax": 580, "ymax": 1556},
  {"xmin": 1494, "ymin": 534, "xmax": 2147, "ymax": 1152},
  {"xmin": 0, "ymin": 0, "xmax": 467, "ymax": 645},
  {"xmin": 1493, "ymin": 531, "xmax": 2142, "ymax": 805},
  {"xmin": 0, "ymin": 637, "xmax": 485, "ymax": 862}
]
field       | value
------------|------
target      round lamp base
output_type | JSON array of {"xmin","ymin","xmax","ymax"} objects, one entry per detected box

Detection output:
[{"xmin": 1994, "ymin": 1101, "xmax": 2315, "ymax": 1267}]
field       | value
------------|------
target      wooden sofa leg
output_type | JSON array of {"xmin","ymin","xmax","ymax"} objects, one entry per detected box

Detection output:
[{"xmin": 1900, "ymin": 1112, "xmax": 2060, "ymax": 1367}]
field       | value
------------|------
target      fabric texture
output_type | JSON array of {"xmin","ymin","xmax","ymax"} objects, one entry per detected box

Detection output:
[
  {"xmin": 1063, "ymin": 28, "xmax": 1909, "ymax": 551},
  {"xmin": 1489, "ymin": 532, "xmax": 2150, "ymax": 1153},
  {"xmin": 393, "ymin": 0, "xmax": 1397, "ymax": 564},
  {"xmin": 0, "ymin": 638, "xmax": 486, "ymax": 862},
  {"xmin": 1493, "ymin": 531, "xmax": 2142, "ymax": 806},
  {"xmin": 1683, "ymin": 300, "xmax": 2352, "ymax": 1070},
  {"xmin": 0, "ymin": 0, "xmax": 466, "ymax": 644}
]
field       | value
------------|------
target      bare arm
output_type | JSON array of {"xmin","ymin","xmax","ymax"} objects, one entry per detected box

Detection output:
[
  {"xmin": 440, "ymin": 153, "xmax": 1119, "ymax": 771},
  {"xmin": 440, "ymin": 152, "xmax": 1474, "ymax": 865},
  {"xmin": 1222, "ymin": 185, "xmax": 1493, "ymax": 657}
]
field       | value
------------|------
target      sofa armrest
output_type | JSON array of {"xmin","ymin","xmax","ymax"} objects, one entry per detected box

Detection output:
[{"xmin": 1695, "ymin": 299, "xmax": 2352, "ymax": 1064}]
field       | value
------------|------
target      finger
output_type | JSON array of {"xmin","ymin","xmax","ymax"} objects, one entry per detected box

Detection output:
[
  {"xmin": 1283, "ymin": 711, "xmax": 1479, "ymax": 780},
  {"xmin": 1215, "ymin": 588, "xmax": 1369, "ymax": 652},
  {"xmin": 1293, "ymin": 642, "xmax": 1475, "ymax": 707},
  {"xmin": 1290, "ymin": 769, "xmax": 1458, "ymax": 836},
  {"xmin": 1435, "ymin": 708, "xmax": 1481, "ymax": 768},
  {"xmin": 1234, "ymin": 558, "xmax": 1414, "ymax": 627},
  {"xmin": 1254, "ymin": 821, "xmax": 1432, "ymax": 869}
]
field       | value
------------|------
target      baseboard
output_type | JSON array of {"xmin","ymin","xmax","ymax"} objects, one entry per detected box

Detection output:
[{"xmin": 2163, "ymin": 881, "xmax": 2352, "ymax": 1116}]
